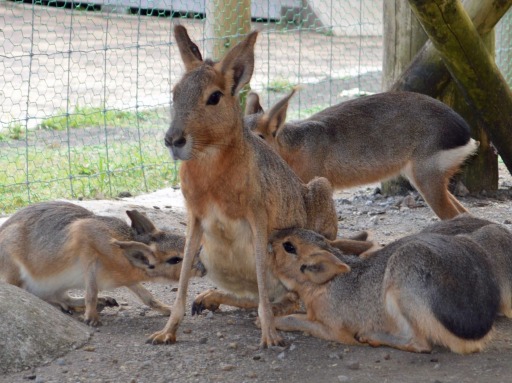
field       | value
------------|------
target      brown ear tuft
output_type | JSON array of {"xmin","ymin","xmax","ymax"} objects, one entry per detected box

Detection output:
[
  {"xmin": 126, "ymin": 210, "xmax": 157, "ymax": 235},
  {"xmin": 245, "ymin": 92, "xmax": 264, "ymax": 115}
]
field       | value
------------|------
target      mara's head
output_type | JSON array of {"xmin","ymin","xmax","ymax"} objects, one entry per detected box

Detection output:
[
  {"xmin": 164, "ymin": 25, "xmax": 258, "ymax": 161},
  {"xmin": 268, "ymin": 228, "xmax": 350, "ymax": 290},
  {"xmin": 112, "ymin": 210, "xmax": 203, "ymax": 281},
  {"xmin": 244, "ymin": 88, "xmax": 297, "ymax": 147}
]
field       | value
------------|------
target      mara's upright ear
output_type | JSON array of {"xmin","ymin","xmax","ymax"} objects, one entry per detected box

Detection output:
[
  {"xmin": 112, "ymin": 240, "xmax": 157, "ymax": 270},
  {"xmin": 245, "ymin": 91, "xmax": 264, "ymax": 115},
  {"xmin": 174, "ymin": 25, "xmax": 203, "ymax": 71},
  {"xmin": 301, "ymin": 250, "xmax": 350, "ymax": 285},
  {"xmin": 267, "ymin": 87, "xmax": 296, "ymax": 137},
  {"xmin": 219, "ymin": 31, "xmax": 258, "ymax": 96},
  {"xmin": 126, "ymin": 210, "xmax": 157, "ymax": 235}
]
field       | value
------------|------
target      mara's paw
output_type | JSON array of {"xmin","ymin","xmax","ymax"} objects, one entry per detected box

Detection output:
[
  {"xmin": 271, "ymin": 292, "xmax": 301, "ymax": 316},
  {"xmin": 84, "ymin": 316, "xmax": 102, "ymax": 327},
  {"xmin": 354, "ymin": 333, "xmax": 377, "ymax": 347},
  {"xmin": 58, "ymin": 305, "xmax": 74, "ymax": 315},
  {"xmin": 191, "ymin": 290, "xmax": 220, "ymax": 315},
  {"xmin": 147, "ymin": 330, "xmax": 176, "ymax": 345},
  {"xmin": 97, "ymin": 296, "xmax": 119, "ymax": 312},
  {"xmin": 259, "ymin": 328, "xmax": 285, "ymax": 349}
]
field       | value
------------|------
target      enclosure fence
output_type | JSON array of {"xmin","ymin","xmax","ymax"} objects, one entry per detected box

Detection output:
[{"xmin": 0, "ymin": 0, "xmax": 510, "ymax": 214}]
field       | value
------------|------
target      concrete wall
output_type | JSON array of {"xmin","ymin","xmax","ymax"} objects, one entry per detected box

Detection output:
[{"xmin": 87, "ymin": 0, "xmax": 301, "ymax": 20}]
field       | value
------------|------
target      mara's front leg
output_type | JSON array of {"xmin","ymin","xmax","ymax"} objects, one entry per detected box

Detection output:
[
  {"xmin": 275, "ymin": 314, "xmax": 358, "ymax": 345},
  {"xmin": 148, "ymin": 218, "xmax": 203, "ymax": 344},
  {"xmin": 192, "ymin": 289, "xmax": 300, "ymax": 316},
  {"xmin": 191, "ymin": 289, "xmax": 258, "ymax": 314},
  {"xmin": 251, "ymin": 213, "xmax": 284, "ymax": 347}
]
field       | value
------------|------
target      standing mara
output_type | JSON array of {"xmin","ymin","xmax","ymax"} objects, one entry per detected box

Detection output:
[{"xmin": 245, "ymin": 89, "xmax": 479, "ymax": 220}]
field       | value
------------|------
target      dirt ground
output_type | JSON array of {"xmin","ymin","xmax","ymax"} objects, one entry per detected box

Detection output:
[{"xmin": 2, "ymin": 168, "xmax": 512, "ymax": 383}]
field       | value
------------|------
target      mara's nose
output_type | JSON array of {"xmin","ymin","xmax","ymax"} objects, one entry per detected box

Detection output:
[{"xmin": 164, "ymin": 134, "xmax": 186, "ymax": 148}]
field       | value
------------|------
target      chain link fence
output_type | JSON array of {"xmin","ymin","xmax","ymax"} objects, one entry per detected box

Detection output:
[{"xmin": 0, "ymin": 0, "xmax": 510, "ymax": 214}]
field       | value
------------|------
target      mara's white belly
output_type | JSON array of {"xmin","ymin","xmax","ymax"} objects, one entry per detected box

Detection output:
[
  {"xmin": 17, "ymin": 259, "xmax": 120, "ymax": 301},
  {"xmin": 18, "ymin": 261, "xmax": 85, "ymax": 300},
  {"xmin": 199, "ymin": 206, "xmax": 285, "ymax": 301}
]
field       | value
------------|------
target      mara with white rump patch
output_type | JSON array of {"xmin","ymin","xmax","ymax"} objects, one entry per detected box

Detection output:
[
  {"xmin": 154, "ymin": 25, "xmax": 341, "ymax": 347},
  {"xmin": 245, "ymin": 89, "xmax": 479, "ymax": 220},
  {"xmin": 268, "ymin": 214, "xmax": 512, "ymax": 354},
  {"xmin": 0, "ymin": 201, "xmax": 201, "ymax": 326}
]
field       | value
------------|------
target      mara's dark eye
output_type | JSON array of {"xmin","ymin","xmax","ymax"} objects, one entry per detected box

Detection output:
[
  {"xmin": 167, "ymin": 257, "xmax": 183, "ymax": 265},
  {"xmin": 207, "ymin": 91, "xmax": 223, "ymax": 105},
  {"xmin": 257, "ymin": 134, "xmax": 265, "ymax": 140},
  {"xmin": 283, "ymin": 241, "xmax": 296, "ymax": 254}
]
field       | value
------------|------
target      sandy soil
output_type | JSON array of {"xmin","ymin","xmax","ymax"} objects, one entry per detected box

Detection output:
[{"xmin": 2, "ymin": 171, "xmax": 512, "ymax": 383}]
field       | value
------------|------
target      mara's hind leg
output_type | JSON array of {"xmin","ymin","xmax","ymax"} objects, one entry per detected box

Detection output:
[
  {"xmin": 404, "ymin": 162, "xmax": 461, "ymax": 220},
  {"xmin": 448, "ymin": 192, "xmax": 469, "ymax": 214},
  {"xmin": 128, "ymin": 283, "xmax": 170, "ymax": 315},
  {"xmin": 497, "ymin": 287, "xmax": 512, "ymax": 318},
  {"xmin": 0, "ymin": 254, "xmax": 23, "ymax": 287},
  {"xmin": 357, "ymin": 288, "xmax": 432, "ymax": 353},
  {"xmin": 58, "ymin": 294, "xmax": 118, "ymax": 314},
  {"xmin": 356, "ymin": 331, "xmax": 431, "ymax": 353}
]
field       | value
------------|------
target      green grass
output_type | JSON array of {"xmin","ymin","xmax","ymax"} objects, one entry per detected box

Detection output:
[
  {"xmin": 0, "ymin": 123, "xmax": 25, "ymax": 141},
  {"xmin": 267, "ymin": 78, "xmax": 295, "ymax": 93},
  {"xmin": 288, "ymin": 104, "xmax": 328, "ymax": 120},
  {"xmin": 0, "ymin": 107, "xmax": 179, "ymax": 214},
  {"xmin": 39, "ymin": 106, "xmax": 161, "ymax": 131}
]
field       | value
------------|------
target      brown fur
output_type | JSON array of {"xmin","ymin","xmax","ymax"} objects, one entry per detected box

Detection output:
[
  {"xmin": 0, "ymin": 201, "xmax": 202, "ymax": 326},
  {"xmin": 268, "ymin": 215, "xmax": 508, "ymax": 354},
  {"xmin": 245, "ymin": 89, "xmax": 479, "ymax": 220},
  {"xmin": 150, "ymin": 25, "xmax": 341, "ymax": 347}
]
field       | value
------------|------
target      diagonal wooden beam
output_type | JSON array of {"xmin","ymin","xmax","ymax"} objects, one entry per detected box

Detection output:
[
  {"xmin": 392, "ymin": 0, "xmax": 512, "ymax": 97},
  {"xmin": 405, "ymin": 0, "xmax": 512, "ymax": 175}
]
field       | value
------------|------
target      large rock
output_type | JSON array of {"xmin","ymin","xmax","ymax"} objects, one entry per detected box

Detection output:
[{"xmin": 0, "ymin": 283, "xmax": 91, "ymax": 374}]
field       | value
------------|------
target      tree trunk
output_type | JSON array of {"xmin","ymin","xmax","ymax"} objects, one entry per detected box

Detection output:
[
  {"xmin": 441, "ymin": 50, "xmax": 499, "ymax": 194},
  {"xmin": 393, "ymin": 0, "xmax": 511, "ymax": 193},
  {"xmin": 406, "ymin": 0, "xmax": 512, "ymax": 177},
  {"xmin": 381, "ymin": 0, "xmax": 428, "ymax": 195},
  {"xmin": 439, "ymin": 28, "xmax": 499, "ymax": 193},
  {"xmin": 392, "ymin": 0, "xmax": 512, "ymax": 97},
  {"xmin": 382, "ymin": 0, "xmax": 428, "ymax": 90},
  {"xmin": 205, "ymin": 0, "xmax": 251, "ymax": 105},
  {"xmin": 205, "ymin": 0, "xmax": 251, "ymax": 61}
]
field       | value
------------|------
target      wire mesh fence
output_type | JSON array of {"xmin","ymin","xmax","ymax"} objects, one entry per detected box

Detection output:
[
  {"xmin": 497, "ymin": 8, "xmax": 512, "ymax": 88},
  {"xmin": 0, "ymin": 0, "xmax": 510, "ymax": 214}
]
